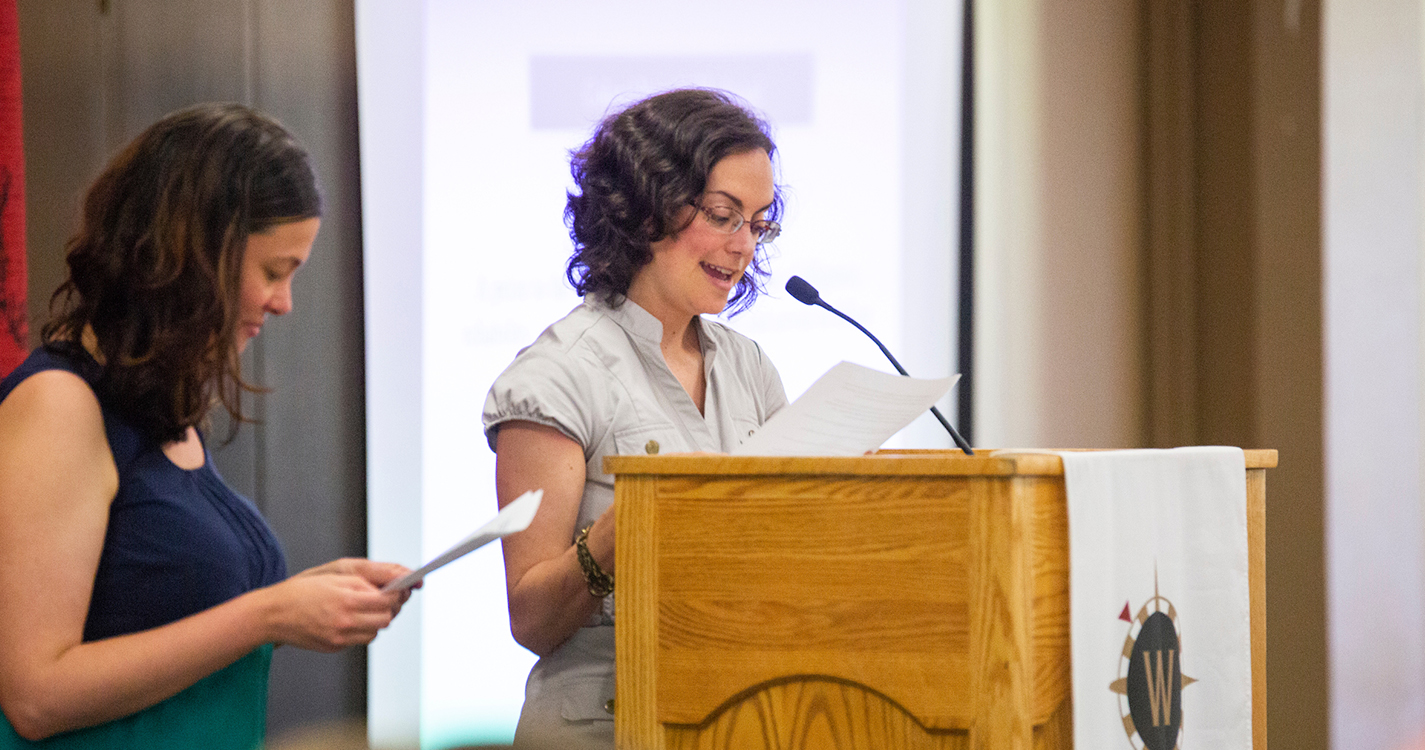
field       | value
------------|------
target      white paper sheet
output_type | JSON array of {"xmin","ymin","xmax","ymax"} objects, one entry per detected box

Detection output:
[
  {"xmin": 732, "ymin": 361, "xmax": 956, "ymax": 456},
  {"xmin": 381, "ymin": 489, "xmax": 543, "ymax": 592}
]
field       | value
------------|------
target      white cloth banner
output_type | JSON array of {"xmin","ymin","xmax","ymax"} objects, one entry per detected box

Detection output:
[{"xmin": 1059, "ymin": 447, "xmax": 1251, "ymax": 750}]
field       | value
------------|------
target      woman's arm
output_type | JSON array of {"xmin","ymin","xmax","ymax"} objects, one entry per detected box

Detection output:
[
  {"xmin": 0, "ymin": 371, "xmax": 406, "ymax": 740},
  {"xmin": 495, "ymin": 421, "xmax": 612, "ymax": 657}
]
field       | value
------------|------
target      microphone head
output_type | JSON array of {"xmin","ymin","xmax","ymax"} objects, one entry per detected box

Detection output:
[{"xmin": 785, "ymin": 276, "xmax": 821, "ymax": 305}]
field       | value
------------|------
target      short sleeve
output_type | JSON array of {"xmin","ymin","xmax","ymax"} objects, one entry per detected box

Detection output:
[{"xmin": 482, "ymin": 348, "xmax": 599, "ymax": 453}]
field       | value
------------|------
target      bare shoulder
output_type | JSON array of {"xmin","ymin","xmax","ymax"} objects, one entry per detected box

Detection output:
[
  {"xmin": 0, "ymin": 369, "xmax": 117, "ymax": 497},
  {"xmin": 0, "ymin": 369, "xmax": 105, "ymax": 434}
]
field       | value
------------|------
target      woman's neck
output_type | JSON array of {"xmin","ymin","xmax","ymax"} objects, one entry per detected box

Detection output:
[
  {"xmin": 623, "ymin": 290, "xmax": 706, "ymax": 410},
  {"xmin": 79, "ymin": 326, "xmax": 106, "ymax": 365},
  {"xmin": 665, "ymin": 317, "xmax": 701, "ymax": 362},
  {"xmin": 624, "ymin": 287, "xmax": 699, "ymax": 357}
]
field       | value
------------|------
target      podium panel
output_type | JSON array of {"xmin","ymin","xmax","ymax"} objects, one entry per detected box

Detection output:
[{"xmin": 608, "ymin": 451, "xmax": 1272, "ymax": 750}]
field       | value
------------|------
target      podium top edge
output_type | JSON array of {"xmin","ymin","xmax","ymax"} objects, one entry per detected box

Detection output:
[{"xmin": 603, "ymin": 449, "xmax": 1278, "ymax": 476}]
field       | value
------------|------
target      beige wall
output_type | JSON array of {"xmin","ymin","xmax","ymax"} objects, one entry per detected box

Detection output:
[
  {"xmin": 1035, "ymin": 0, "xmax": 1146, "ymax": 450},
  {"xmin": 974, "ymin": 0, "xmax": 1145, "ymax": 451},
  {"xmin": 976, "ymin": 0, "xmax": 1327, "ymax": 747}
]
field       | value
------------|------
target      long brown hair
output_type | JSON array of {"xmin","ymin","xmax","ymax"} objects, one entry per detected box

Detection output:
[{"xmin": 42, "ymin": 103, "xmax": 321, "ymax": 444}]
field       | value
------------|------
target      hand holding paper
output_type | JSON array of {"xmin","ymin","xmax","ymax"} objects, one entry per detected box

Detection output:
[{"xmin": 381, "ymin": 489, "xmax": 543, "ymax": 592}]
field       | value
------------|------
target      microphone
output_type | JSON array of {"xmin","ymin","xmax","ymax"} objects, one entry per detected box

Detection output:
[{"xmin": 786, "ymin": 275, "xmax": 974, "ymax": 455}]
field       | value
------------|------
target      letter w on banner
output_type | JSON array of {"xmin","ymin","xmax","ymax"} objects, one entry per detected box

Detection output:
[
  {"xmin": 1059, "ymin": 447, "xmax": 1252, "ymax": 750},
  {"xmin": 0, "ymin": 0, "xmax": 24, "ymax": 379}
]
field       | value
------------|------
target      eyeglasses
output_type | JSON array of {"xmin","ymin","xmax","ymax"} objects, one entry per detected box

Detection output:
[{"xmin": 694, "ymin": 202, "xmax": 782, "ymax": 244}]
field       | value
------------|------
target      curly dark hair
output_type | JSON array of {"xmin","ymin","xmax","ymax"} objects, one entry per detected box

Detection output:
[
  {"xmin": 564, "ymin": 88, "xmax": 782, "ymax": 316},
  {"xmin": 42, "ymin": 102, "xmax": 321, "ymax": 444}
]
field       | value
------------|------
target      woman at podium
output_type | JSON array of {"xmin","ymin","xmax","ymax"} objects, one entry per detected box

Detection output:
[{"xmin": 483, "ymin": 88, "xmax": 790, "ymax": 748}]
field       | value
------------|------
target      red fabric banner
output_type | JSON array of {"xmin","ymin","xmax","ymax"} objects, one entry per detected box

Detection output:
[{"xmin": 0, "ymin": 0, "xmax": 25, "ymax": 378}]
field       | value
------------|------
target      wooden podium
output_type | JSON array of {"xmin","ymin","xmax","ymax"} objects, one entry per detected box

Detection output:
[{"xmin": 607, "ymin": 450, "xmax": 1274, "ymax": 750}]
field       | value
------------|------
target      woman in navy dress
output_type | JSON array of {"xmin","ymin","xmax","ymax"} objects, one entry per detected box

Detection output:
[{"xmin": 0, "ymin": 103, "xmax": 410, "ymax": 747}]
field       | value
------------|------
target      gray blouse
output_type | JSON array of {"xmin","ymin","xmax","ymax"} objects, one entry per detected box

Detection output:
[
  {"xmin": 483, "ymin": 295, "xmax": 788, "ymax": 537},
  {"xmin": 484, "ymin": 296, "xmax": 787, "ymax": 738}
]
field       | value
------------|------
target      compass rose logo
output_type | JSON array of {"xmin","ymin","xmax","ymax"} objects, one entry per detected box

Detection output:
[{"xmin": 1108, "ymin": 573, "xmax": 1198, "ymax": 750}]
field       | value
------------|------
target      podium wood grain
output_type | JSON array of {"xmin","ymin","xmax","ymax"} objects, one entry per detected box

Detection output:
[{"xmin": 610, "ymin": 450, "xmax": 1274, "ymax": 750}]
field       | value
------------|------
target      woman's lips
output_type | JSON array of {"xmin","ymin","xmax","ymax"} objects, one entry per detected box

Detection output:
[{"xmin": 700, "ymin": 261, "xmax": 738, "ymax": 291}]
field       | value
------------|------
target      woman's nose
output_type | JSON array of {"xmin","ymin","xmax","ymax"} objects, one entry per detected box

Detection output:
[
  {"xmin": 731, "ymin": 223, "xmax": 758, "ymax": 255},
  {"xmin": 267, "ymin": 283, "xmax": 294, "ymax": 316}
]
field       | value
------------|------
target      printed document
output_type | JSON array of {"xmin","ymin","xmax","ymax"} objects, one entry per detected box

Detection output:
[
  {"xmin": 732, "ymin": 361, "xmax": 956, "ymax": 457},
  {"xmin": 382, "ymin": 489, "xmax": 543, "ymax": 592}
]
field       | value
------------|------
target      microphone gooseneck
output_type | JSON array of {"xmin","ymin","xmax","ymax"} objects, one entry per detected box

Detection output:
[{"xmin": 785, "ymin": 275, "xmax": 974, "ymax": 455}]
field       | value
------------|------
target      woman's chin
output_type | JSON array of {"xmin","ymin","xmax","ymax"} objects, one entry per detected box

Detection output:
[
  {"xmin": 701, "ymin": 283, "xmax": 737, "ymax": 314},
  {"xmin": 696, "ymin": 294, "xmax": 731, "ymax": 316}
]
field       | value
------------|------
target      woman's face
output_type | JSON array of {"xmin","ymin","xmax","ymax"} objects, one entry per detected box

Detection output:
[
  {"xmin": 629, "ymin": 148, "xmax": 775, "ymax": 321},
  {"xmin": 236, "ymin": 217, "xmax": 320, "ymax": 352}
]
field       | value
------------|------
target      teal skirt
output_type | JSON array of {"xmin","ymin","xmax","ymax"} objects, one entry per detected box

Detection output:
[{"xmin": 0, "ymin": 645, "xmax": 271, "ymax": 749}]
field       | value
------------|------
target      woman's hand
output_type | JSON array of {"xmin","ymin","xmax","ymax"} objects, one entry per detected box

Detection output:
[
  {"xmin": 256, "ymin": 567, "xmax": 408, "ymax": 653},
  {"xmin": 295, "ymin": 558, "xmax": 416, "ymax": 616}
]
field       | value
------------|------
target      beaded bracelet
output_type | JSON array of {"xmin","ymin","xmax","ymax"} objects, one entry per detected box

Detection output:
[{"xmin": 575, "ymin": 525, "xmax": 614, "ymax": 597}]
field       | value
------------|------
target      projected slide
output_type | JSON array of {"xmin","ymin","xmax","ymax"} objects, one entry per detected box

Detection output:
[{"xmin": 357, "ymin": 0, "xmax": 963, "ymax": 746}]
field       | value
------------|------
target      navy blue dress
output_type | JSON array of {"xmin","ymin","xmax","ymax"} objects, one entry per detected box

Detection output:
[{"xmin": 0, "ymin": 345, "xmax": 287, "ymax": 748}]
